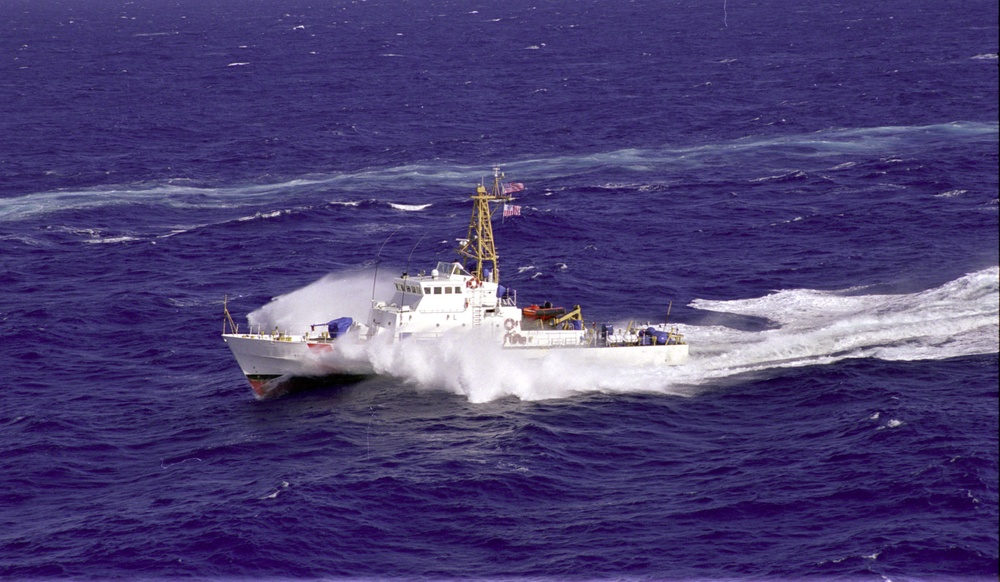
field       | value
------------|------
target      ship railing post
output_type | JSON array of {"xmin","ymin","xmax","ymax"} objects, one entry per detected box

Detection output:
[{"xmin": 223, "ymin": 295, "xmax": 239, "ymax": 335}]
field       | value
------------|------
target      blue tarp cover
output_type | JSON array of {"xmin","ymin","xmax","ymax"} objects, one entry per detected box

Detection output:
[{"xmin": 327, "ymin": 317, "xmax": 353, "ymax": 337}]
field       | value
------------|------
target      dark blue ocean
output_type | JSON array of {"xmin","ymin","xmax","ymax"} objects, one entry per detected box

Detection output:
[{"xmin": 2, "ymin": 0, "xmax": 998, "ymax": 579}]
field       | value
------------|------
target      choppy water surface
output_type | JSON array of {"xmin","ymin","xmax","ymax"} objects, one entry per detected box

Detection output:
[{"xmin": 1, "ymin": 0, "xmax": 997, "ymax": 579}]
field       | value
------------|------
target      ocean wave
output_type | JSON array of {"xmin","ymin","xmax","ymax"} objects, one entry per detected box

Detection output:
[
  {"xmin": 0, "ymin": 171, "xmax": 366, "ymax": 223},
  {"xmin": 3, "ymin": 121, "xmax": 994, "ymax": 224}
]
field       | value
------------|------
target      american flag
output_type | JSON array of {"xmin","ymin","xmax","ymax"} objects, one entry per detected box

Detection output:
[
  {"xmin": 503, "ymin": 204, "xmax": 522, "ymax": 218},
  {"xmin": 502, "ymin": 182, "xmax": 525, "ymax": 195}
]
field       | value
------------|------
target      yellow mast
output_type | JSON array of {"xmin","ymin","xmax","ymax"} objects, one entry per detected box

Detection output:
[{"xmin": 458, "ymin": 167, "xmax": 512, "ymax": 284}]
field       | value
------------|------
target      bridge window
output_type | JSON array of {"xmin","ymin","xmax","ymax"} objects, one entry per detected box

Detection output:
[{"xmin": 437, "ymin": 261, "xmax": 471, "ymax": 277}]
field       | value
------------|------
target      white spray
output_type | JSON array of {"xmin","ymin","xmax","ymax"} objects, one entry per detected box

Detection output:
[{"xmin": 246, "ymin": 269, "xmax": 395, "ymax": 334}]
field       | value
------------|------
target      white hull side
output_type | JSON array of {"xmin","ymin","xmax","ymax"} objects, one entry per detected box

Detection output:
[
  {"xmin": 224, "ymin": 333, "xmax": 688, "ymax": 392},
  {"xmin": 222, "ymin": 334, "xmax": 375, "ymax": 379}
]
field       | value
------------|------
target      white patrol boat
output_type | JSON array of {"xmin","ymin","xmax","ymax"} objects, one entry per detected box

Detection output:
[{"xmin": 223, "ymin": 168, "xmax": 688, "ymax": 397}]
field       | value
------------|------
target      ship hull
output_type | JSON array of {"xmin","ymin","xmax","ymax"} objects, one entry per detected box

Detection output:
[{"xmin": 224, "ymin": 332, "xmax": 688, "ymax": 396}]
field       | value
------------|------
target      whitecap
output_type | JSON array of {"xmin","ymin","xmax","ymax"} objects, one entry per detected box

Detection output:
[
  {"xmin": 259, "ymin": 481, "xmax": 290, "ymax": 500},
  {"xmin": 749, "ymin": 170, "xmax": 807, "ymax": 182},
  {"xmin": 237, "ymin": 209, "xmax": 286, "ymax": 222},
  {"xmin": 156, "ymin": 227, "xmax": 197, "ymax": 239},
  {"xmin": 0, "ymin": 234, "xmax": 44, "ymax": 246},
  {"xmin": 388, "ymin": 202, "xmax": 431, "ymax": 212},
  {"xmin": 226, "ymin": 62, "xmax": 250, "ymax": 67},
  {"xmin": 160, "ymin": 457, "xmax": 202, "ymax": 469},
  {"xmin": 934, "ymin": 189, "xmax": 967, "ymax": 198},
  {"xmin": 82, "ymin": 235, "xmax": 140, "ymax": 244}
]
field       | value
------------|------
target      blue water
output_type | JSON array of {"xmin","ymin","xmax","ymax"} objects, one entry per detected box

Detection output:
[{"xmin": 2, "ymin": 0, "xmax": 998, "ymax": 579}]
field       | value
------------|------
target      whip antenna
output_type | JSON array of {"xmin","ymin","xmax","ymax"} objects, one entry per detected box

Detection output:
[
  {"xmin": 404, "ymin": 231, "xmax": 427, "ymax": 277},
  {"xmin": 371, "ymin": 226, "xmax": 401, "ymax": 304},
  {"xmin": 401, "ymin": 231, "xmax": 427, "ymax": 303}
]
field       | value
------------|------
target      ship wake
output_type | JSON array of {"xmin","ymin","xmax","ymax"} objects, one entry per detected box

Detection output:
[{"xmin": 245, "ymin": 267, "xmax": 998, "ymax": 402}]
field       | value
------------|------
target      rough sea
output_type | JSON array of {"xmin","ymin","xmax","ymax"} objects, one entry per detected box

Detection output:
[{"xmin": 1, "ymin": 0, "xmax": 998, "ymax": 580}]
